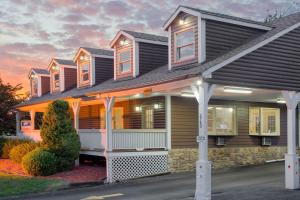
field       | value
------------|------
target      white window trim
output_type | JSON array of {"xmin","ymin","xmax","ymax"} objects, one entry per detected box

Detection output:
[
  {"xmin": 208, "ymin": 105, "xmax": 237, "ymax": 136},
  {"xmin": 79, "ymin": 60, "xmax": 90, "ymax": 86},
  {"xmin": 174, "ymin": 27, "xmax": 196, "ymax": 63},
  {"xmin": 249, "ymin": 107, "xmax": 281, "ymax": 136},
  {"xmin": 52, "ymin": 70, "xmax": 60, "ymax": 92},
  {"xmin": 117, "ymin": 48, "xmax": 132, "ymax": 74}
]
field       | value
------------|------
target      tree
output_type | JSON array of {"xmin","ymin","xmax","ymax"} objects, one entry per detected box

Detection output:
[
  {"xmin": 0, "ymin": 78, "xmax": 24, "ymax": 135},
  {"xmin": 40, "ymin": 100, "xmax": 80, "ymax": 171},
  {"xmin": 265, "ymin": 1, "xmax": 300, "ymax": 23}
]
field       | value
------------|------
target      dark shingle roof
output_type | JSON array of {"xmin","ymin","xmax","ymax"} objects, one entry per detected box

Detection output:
[
  {"xmin": 17, "ymin": 11, "xmax": 300, "ymax": 108},
  {"xmin": 123, "ymin": 30, "xmax": 168, "ymax": 43},
  {"xmin": 179, "ymin": 5, "xmax": 272, "ymax": 27},
  {"xmin": 54, "ymin": 59, "xmax": 76, "ymax": 66},
  {"xmin": 81, "ymin": 47, "xmax": 113, "ymax": 57},
  {"xmin": 31, "ymin": 68, "xmax": 49, "ymax": 75}
]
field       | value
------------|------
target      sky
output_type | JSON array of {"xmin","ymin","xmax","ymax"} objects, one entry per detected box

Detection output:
[{"xmin": 0, "ymin": 0, "xmax": 299, "ymax": 94}]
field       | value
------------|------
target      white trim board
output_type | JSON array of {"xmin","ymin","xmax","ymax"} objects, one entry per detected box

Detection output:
[
  {"xmin": 163, "ymin": 6, "xmax": 271, "ymax": 31},
  {"xmin": 203, "ymin": 22, "xmax": 300, "ymax": 77}
]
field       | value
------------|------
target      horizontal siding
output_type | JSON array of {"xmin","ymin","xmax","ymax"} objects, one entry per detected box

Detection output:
[
  {"xmin": 171, "ymin": 97, "xmax": 287, "ymax": 149},
  {"xmin": 210, "ymin": 27, "xmax": 300, "ymax": 91},
  {"xmin": 64, "ymin": 68, "xmax": 77, "ymax": 91},
  {"xmin": 139, "ymin": 42, "xmax": 168, "ymax": 75},
  {"xmin": 206, "ymin": 19, "xmax": 266, "ymax": 61},
  {"xmin": 95, "ymin": 57, "xmax": 114, "ymax": 84},
  {"xmin": 41, "ymin": 76, "xmax": 50, "ymax": 95}
]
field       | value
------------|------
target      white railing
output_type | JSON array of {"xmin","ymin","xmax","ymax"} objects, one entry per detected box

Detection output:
[
  {"xmin": 112, "ymin": 129, "xmax": 167, "ymax": 150},
  {"xmin": 21, "ymin": 130, "xmax": 41, "ymax": 141},
  {"xmin": 78, "ymin": 129, "xmax": 106, "ymax": 151}
]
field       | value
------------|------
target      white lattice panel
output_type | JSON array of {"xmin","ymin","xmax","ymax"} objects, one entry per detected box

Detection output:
[{"xmin": 107, "ymin": 151, "xmax": 168, "ymax": 182}]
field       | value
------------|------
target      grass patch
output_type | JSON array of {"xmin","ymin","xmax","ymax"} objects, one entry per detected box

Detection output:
[{"xmin": 0, "ymin": 172, "xmax": 66, "ymax": 197}]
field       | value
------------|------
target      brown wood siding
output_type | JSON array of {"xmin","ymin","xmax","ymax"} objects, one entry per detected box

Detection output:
[
  {"xmin": 170, "ymin": 12, "xmax": 198, "ymax": 68},
  {"xmin": 64, "ymin": 67, "xmax": 77, "ymax": 91},
  {"xmin": 138, "ymin": 42, "xmax": 168, "ymax": 75},
  {"xmin": 41, "ymin": 76, "xmax": 50, "ymax": 95},
  {"xmin": 95, "ymin": 57, "xmax": 114, "ymax": 84},
  {"xmin": 114, "ymin": 35, "xmax": 134, "ymax": 79},
  {"xmin": 209, "ymin": 27, "xmax": 300, "ymax": 91},
  {"xmin": 171, "ymin": 96, "xmax": 287, "ymax": 149},
  {"xmin": 78, "ymin": 96, "xmax": 166, "ymax": 129},
  {"xmin": 206, "ymin": 19, "xmax": 266, "ymax": 61}
]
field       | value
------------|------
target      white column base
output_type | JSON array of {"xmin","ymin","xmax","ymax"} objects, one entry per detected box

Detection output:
[
  {"xmin": 195, "ymin": 160, "xmax": 211, "ymax": 200},
  {"xmin": 285, "ymin": 153, "xmax": 299, "ymax": 189},
  {"xmin": 75, "ymin": 159, "xmax": 80, "ymax": 166}
]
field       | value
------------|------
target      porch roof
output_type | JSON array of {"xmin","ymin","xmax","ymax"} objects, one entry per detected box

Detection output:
[{"xmin": 16, "ymin": 11, "xmax": 300, "ymax": 108}]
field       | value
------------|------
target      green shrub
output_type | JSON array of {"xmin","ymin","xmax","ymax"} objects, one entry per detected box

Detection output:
[
  {"xmin": 0, "ymin": 137, "xmax": 7, "ymax": 157},
  {"xmin": 9, "ymin": 142, "xmax": 40, "ymax": 163},
  {"xmin": 1, "ymin": 138, "xmax": 31, "ymax": 158},
  {"xmin": 22, "ymin": 148, "xmax": 57, "ymax": 176},
  {"xmin": 40, "ymin": 100, "xmax": 80, "ymax": 172}
]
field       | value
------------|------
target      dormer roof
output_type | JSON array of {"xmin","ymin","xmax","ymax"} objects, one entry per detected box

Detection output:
[
  {"xmin": 110, "ymin": 30, "xmax": 168, "ymax": 47},
  {"xmin": 73, "ymin": 47, "xmax": 113, "ymax": 62},
  {"xmin": 163, "ymin": 5, "xmax": 273, "ymax": 31},
  {"xmin": 28, "ymin": 68, "xmax": 49, "ymax": 79},
  {"xmin": 48, "ymin": 58, "xmax": 76, "ymax": 70}
]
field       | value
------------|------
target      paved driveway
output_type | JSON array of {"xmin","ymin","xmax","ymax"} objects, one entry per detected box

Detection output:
[{"xmin": 7, "ymin": 162, "xmax": 300, "ymax": 200}]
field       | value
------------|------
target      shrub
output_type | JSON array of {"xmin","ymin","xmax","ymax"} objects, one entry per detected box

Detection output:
[
  {"xmin": 22, "ymin": 148, "xmax": 57, "ymax": 176},
  {"xmin": 40, "ymin": 100, "xmax": 80, "ymax": 172},
  {"xmin": 9, "ymin": 142, "xmax": 40, "ymax": 163},
  {"xmin": 1, "ymin": 138, "xmax": 31, "ymax": 158},
  {"xmin": 0, "ymin": 137, "xmax": 7, "ymax": 157}
]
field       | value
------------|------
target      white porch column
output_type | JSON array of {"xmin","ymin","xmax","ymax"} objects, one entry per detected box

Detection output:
[
  {"xmin": 191, "ymin": 80, "xmax": 215, "ymax": 200},
  {"xmin": 15, "ymin": 110, "xmax": 21, "ymax": 136},
  {"xmin": 71, "ymin": 101, "xmax": 81, "ymax": 132},
  {"xmin": 30, "ymin": 110, "xmax": 36, "ymax": 130},
  {"xmin": 282, "ymin": 91, "xmax": 300, "ymax": 189},
  {"xmin": 103, "ymin": 97, "xmax": 115, "ymax": 152}
]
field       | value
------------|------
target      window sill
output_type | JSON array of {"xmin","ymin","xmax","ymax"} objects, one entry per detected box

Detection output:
[
  {"xmin": 208, "ymin": 133, "xmax": 238, "ymax": 137},
  {"xmin": 249, "ymin": 134, "xmax": 280, "ymax": 137}
]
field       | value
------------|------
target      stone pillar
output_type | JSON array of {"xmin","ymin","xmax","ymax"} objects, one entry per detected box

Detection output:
[{"xmin": 282, "ymin": 91, "xmax": 300, "ymax": 189}]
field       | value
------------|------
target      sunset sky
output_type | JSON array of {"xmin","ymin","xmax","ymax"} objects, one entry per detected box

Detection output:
[{"xmin": 0, "ymin": 0, "xmax": 298, "ymax": 94}]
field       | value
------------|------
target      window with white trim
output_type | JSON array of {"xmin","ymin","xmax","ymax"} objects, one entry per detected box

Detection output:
[
  {"xmin": 53, "ymin": 72, "xmax": 60, "ymax": 90},
  {"xmin": 249, "ymin": 107, "xmax": 280, "ymax": 136},
  {"xmin": 80, "ymin": 63, "xmax": 89, "ymax": 84},
  {"xmin": 31, "ymin": 76, "xmax": 38, "ymax": 96},
  {"xmin": 118, "ymin": 50, "xmax": 131, "ymax": 73},
  {"xmin": 175, "ymin": 28, "xmax": 195, "ymax": 62},
  {"xmin": 208, "ymin": 105, "xmax": 237, "ymax": 136}
]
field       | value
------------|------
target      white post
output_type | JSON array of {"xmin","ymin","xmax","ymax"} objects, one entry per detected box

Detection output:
[
  {"xmin": 282, "ymin": 91, "xmax": 300, "ymax": 189},
  {"xmin": 103, "ymin": 96, "xmax": 115, "ymax": 183},
  {"xmin": 191, "ymin": 80, "xmax": 215, "ymax": 200},
  {"xmin": 166, "ymin": 95, "xmax": 171, "ymax": 150},
  {"xmin": 30, "ymin": 110, "xmax": 36, "ymax": 130},
  {"xmin": 15, "ymin": 110, "xmax": 21, "ymax": 137},
  {"xmin": 103, "ymin": 97, "xmax": 115, "ymax": 152},
  {"xmin": 71, "ymin": 101, "xmax": 80, "ymax": 132}
]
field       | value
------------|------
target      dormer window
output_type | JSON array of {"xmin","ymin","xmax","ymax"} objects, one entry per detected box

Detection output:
[
  {"xmin": 175, "ymin": 28, "xmax": 195, "ymax": 62},
  {"xmin": 53, "ymin": 72, "xmax": 60, "ymax": 90},
  {"xmin": 31, "ymin": 75, "xmax": 38, "ymax": 96},
  {"xmin": 118, "ymin": 50, "xmax": 131, "ymax": 73},
  {"xmin": 79, "ymin": 55, "xmax": 90, "ymax": 85}
]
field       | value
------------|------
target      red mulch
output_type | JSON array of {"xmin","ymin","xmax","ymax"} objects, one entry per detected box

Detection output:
[{"xmin": 0, "ymin": 159, "xmax": 106, "ymax": 183}]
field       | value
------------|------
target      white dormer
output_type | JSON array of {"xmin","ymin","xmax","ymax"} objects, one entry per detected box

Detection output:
[{"xmin": 28, "ymin": 68, "xmax": 50, "ymax": 97}]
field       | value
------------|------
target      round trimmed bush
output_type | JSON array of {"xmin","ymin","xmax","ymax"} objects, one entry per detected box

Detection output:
[
  {"xmin": 9, "ymin": 142, "xmax": 39, "ymax": 163},
  {"xmin": 1, "ymin": 138, "xmax": 31, "ymax": 158},
  {"xmin": 22, "ymin": 148, "xmax": 57, "ymax": 176}
]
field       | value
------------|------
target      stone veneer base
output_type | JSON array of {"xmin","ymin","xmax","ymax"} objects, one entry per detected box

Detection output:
[{"xmin": 168, "ymin": 147, "xmax": 300, "ymax": 173}]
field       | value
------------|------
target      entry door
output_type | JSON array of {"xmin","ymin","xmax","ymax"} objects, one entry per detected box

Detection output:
[{"xmin": 113, "ymin": 107, "xmax": 124, "ymax": 129}]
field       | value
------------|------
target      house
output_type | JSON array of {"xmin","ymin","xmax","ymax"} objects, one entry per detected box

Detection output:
[{"xmin": 15, "ymin": 5, "xmax": 300, "ymax": 191}]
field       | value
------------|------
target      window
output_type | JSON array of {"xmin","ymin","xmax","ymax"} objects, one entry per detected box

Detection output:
[
  {"xmin": 142, "ymin": 106, "xmax": 154, "ymax": 129},
  {"xmin": 53, "ymin": 72, "xmax": 59, "ymax": 90},
  {"xmin": 175, "ymin": 28, "xmax": 195, "ymax": 62},
  {"xmin": 80, "ymin": 63, "xmax": 89, "ymax": 83},
  {"xmin": 31, "ymin": 77, "xmax": 38, "ymax": 96},
  {"xmin": 118, "ymin": 50, "xmax": 131, "ymax": 73},
  {"xmin": 208, "ymin": 105, "xmax": 237, "ymax": 136},
  {"xmin": 249, "ymin": 107, "xmax": 280, "ymax": 136}
]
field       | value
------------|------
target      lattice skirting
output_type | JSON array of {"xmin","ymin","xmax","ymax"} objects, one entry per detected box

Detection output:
[{"xmin": 107, "ymin": 151, "xmax": 169, "ymax": 182}]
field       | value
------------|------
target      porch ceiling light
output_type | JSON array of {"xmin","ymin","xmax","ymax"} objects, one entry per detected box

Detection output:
[
  {"xmin": 120, "ymin": 39, "xmax": 128, "ymax": 46},
  {"xmin": 276, "ymin": 98, "xmax": 286, "ymax": 104},
  {"xmin": 223, "ymin": 86, "xmax": 252, "ymax": 94},
  {"xmin": 181, "ymin": 92, "xmax": 195, "ymax": 98},
  {"xmin": 135, "ymin": 106, "xmax": 142, "ymax": 112}
]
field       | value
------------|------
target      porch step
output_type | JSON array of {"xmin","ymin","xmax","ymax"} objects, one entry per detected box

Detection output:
[{"xmin": 81, "ymin": 148, "xmax": 105, "ymax": 152}]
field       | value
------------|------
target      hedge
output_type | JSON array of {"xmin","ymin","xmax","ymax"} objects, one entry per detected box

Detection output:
[
  {"xmin": 9, "ymin": 142, "xmax": 40, "ymax": 163},
  {"xmin": 0, "ymin": 138, "xmax": 32, "ymax": 158}
]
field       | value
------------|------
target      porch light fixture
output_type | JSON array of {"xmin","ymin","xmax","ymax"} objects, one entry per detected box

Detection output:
[
  {"xmin": 31, "ymin": 74, "xmax": 38, "ymax": 79},
  {"xmin": 179, "ymin": 16, "xmax": 188, "ymax": 25},
  {"xmin": 196, "ymin": 79, "xmax": 202, "ymax": 85},
  {"xmin": 120, "ymin": 39, "xmax": 129, "ymax": 46},
  {"xmin": 135, "ymin": 106, "xmax": 142, "ymax": 112},
  {"xmin": 52, "ymin": 65, "xmax": 59, "ymax": 71},
  {"xmin": 223, "ymin": 86, "xmax": 252, "ymax": 94},
  {"xmin": 181, "ymin": 92, "xmax": 195, "ymax": 98},
  {"xmin": 154, "ymin": 104, "xmax": 160, "ymax": 109},
  {"xmin": 276, "ymin": 98, "xmax": 286, "ymax": 104}
]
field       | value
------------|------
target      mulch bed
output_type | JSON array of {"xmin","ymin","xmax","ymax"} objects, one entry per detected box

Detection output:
[{"xmin": 0, "ymin": 159, "xmax": 106, "ymax": 183}]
